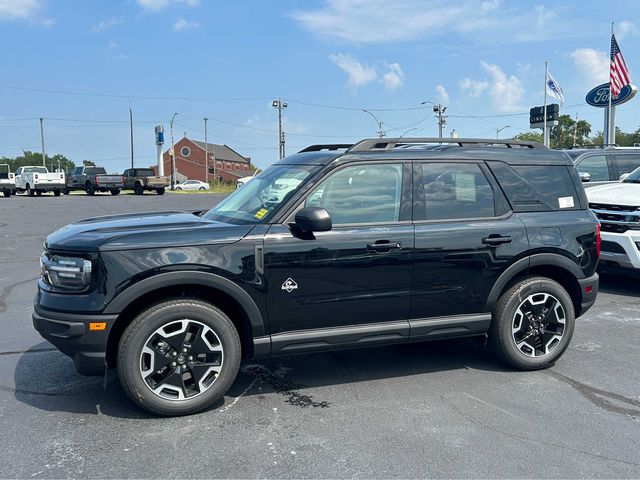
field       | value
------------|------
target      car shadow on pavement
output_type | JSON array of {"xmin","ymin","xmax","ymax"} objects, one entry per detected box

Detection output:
[
  {"xmin": 598, "ymin": 272, "xmax": 640, "ymax": 298},
  {"xmin": 11, "ymin": 337, "xmax": 508, "ymax": 417}
]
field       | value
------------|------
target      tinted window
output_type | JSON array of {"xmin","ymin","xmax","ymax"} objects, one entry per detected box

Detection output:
[
  {"xmin": 615, "ymin": 154, "xmax": 640, "ymax": 177},
  {"xmin": 489, "ymin": 162, "xmax": 579, "ymax": 211},
  {"xmin": 305, "ymin": 164, "xmax": 403, "ymax": 225},
  {"xmin": 135, "ymin": 169, "xmax": 155, "ymax": 177},
  {"xmin": 85, "ymin": 167, "xmax": 106, "ymax": 175},
  {"xmin": 576, "ymin": 155, "xmax": 609, "ymax": 181},
  {"xmin": 420, "ymin": 163, "xmax": 496, "ymax": 220}
]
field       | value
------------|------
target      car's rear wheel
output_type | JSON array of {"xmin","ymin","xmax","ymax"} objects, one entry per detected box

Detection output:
[
  {"xmin": 157, "ymin": 187, "xmax": 165, "ymax": 195},
  {"xmin": 134, "ymin": 183, "xmax": 144, "ymax": 195},
  {"xmin": 110, "ymin": 189, "xmax": 120, "ymax": 196},
  {"xmin": 85, "ymin": 183, "xmax": 95, "ymax": 196},
  {"xmin": 26, "ymin": 184, "xmax": 34, "ymax": 197},
  {"xmin": 175, "ymin": 186, "xmax": 182, "ymax": 191},
  {"xmin": 3, "ymin": 191, "xmax": 10, "ymax": 197},
  {"xmin": 53, "ymin": 189, "xmax": 61, "ymax": 197},
  {"xmin": 117, "ymin": 299, "xmax": 241, "ymax": 416},
  {"xmin": 36, "ymin": 190, "xmax": 42, "ymax": 196},
  {"xmin": 490, "ymin": 276, "xmax": 574, "ymax": 370}
]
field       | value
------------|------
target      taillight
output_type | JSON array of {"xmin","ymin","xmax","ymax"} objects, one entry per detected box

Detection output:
[
  {"xmin": 9, "ymin": 174, "xmax": 13, "ymax": 179},
  {"xmin": 595, "ymin": 223, "xmax": 601, "ymax": 259},
  {"xmin": 95, "ymin": 176, "xmax": 100, "ymax": 184},
  {"xmin": 34, "ymin": 173, "xmax": 39, "ymax": 180},
  {"xmin": 60, "ymin": 173, "xmax": 63, "ymax": 179},
  {"xmin": 120, "ymin": 176, "xmax": 124, "ymax": 183}
]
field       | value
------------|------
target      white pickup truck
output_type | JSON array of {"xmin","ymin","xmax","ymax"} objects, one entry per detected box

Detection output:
[
  {"xmin": 14, "ymin": 166, "xmax": 66, "ymax": 196},
  {"xmin": 587, "ymin": 168, "xmax": 640, "ymax": 271},
  {"xmin": 0, "ymin": 164, "xmax": 15, "ymax": 197}
]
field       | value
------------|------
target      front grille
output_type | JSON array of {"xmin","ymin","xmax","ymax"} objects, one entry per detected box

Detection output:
[
  {"xmin": 601, "ymin": 223, "xmax": 630, "ymax": 234},
  {"xmin": 600, "ymin": 240, "xmax": 627, "ymax": 254},
  {"xmin": 589, "ymin": 203, "xmax": 639, "ymax": 212}
]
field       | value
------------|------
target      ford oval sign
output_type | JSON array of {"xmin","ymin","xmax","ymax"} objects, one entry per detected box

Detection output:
[{"xmin": 586, "ymin": 83, "xmax": 637, "ymax": 107}]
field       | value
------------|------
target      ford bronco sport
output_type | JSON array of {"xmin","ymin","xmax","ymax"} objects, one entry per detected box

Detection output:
[{"xmin": 33, "ymin": 138, "xmax": 600, "ymax": 416}]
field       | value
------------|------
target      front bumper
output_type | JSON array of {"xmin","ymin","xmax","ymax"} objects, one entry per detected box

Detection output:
[
  {"xmin": 32, "ymin": 306, "xmax": 117, "ymax": 375},
  {"xmin": 599, "ymin": 230, "xmax": 640, "ymax": 269}
]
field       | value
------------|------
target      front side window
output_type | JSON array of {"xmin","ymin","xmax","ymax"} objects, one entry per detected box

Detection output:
[
  {"xmin": 203, "ymin": 164, "xmax": 318, "ymax": 225},
  {"xmin": 420, "ymin": 163, "xmax": 496, "ymax": 220},
  {"xmin": 577, "ymin": 155, "xmax": 609, "ymax": 181},
  {"xmin": 305, "ymin": 163, "xmax": 403, "ymax": 225}
]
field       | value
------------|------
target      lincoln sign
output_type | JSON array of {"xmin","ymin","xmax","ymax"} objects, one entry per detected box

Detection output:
[{"xmin": 585, "ymin": 83, "xmax": 637, "ymax": 107}]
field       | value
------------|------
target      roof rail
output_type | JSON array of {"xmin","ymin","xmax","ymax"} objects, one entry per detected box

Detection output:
[
  {"xmin": 348, "ymin": 137, "xmax": 544, "ymax": 152},
  {"xmin": 567, "ymin": 144, "xmax": 617, "ymax": 149},
  {"xmin": 298, "ymin": 144, "xmax": 353, "ymax": 153}
]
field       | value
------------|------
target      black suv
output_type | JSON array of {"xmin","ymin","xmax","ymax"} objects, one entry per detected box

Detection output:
[{"xmin": 34, "ymin": 138, "xmax": 600, "ymax": 416}]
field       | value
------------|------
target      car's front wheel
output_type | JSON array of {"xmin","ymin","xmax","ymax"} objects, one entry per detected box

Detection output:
[
  {"xmin": 490, "ymin": 276, "xmax": 575, "ymax": 370},
  {"xmin": 117, "ymin": 299, "xmax": 241, "ymax": 416}
]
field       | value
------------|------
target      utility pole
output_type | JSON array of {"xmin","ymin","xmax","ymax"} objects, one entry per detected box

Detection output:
[
  {"xmin": 129, "ymin": 107, "xmax": 134, "ymax": 169},
  {"xmin": 362, "ymin": 109, "xmax": 385, "ymax": 138},
  {"xmin": 170, "ymin": 112, "xmax": 178, "ymax": 190},
  {"xmin": 204, "ymin": 117, "xmax": 209, "ymax": 185},
  {"xmin": 272, "ymin": 98, "xmax": 288, "ymax": 159},
  {"xmin": 420, "ymin": 101, "xmax": 447, "ymax": 140},
  {"xmin": 573, "ymin": 112, "xmax": 579, "ymax": 147},
  {"xmin": 39, "ymin": 117, "xmax": 46, "ymax": 167}
]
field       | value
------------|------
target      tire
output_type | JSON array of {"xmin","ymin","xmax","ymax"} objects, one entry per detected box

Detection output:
[
  {"xmin": 199, "ymin": 186, "xmax": 206, "ymax": 191},
  {"xmin": 110, "ymin": 189, "xmax": 120, "ymax": 196},
  {"xmin": 490, "ymin": 276, "xmax": 575, "ymax": 370},
  {"xmin": 176, "ymin": 187, "xmax": 182, "ymax": 191},
  {"xmin": 53, "ymin": 189, "xmax": 61, "ymax": 197},
  {"xmin": 85, "ymin": 183, "xmax": 95, "ymax": 196},
  {"xmin": 63, "ymin": 189, "xmax": 70, "ymax": 195},
  {"xmin": 3, "ymin": 191, "xmax": 10, "ymax": 198},
  {"xmin": 36, "ymin": 190, "xmax": 42, "ymax": 196},
  {"xmin": 134, "ymin": 183, "xmax": 143, "ymax": 195},
  {"xmin": 117, "ymin": 299, "xmax": 241, "ymax": 416},
  {"xmin": 156, "ymin": 187, "xmax": 165, "ymax": 195},
  {"xmin": 27, "ymin": 184, "xmax": 34, "ymax": 197}
]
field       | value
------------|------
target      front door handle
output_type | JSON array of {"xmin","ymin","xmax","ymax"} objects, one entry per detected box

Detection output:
[
  {"xmin": 482, "ymin": 234, "xmax": 512, "ymax": 246},
  {"xmin": 367, "ymin": 240, "xmax": 402, "ymax": 252}
]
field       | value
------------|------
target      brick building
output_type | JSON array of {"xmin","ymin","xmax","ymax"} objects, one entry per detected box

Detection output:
[{"xmin": 160, "ymin": 136, "xmax": 252, "ymax": 184}]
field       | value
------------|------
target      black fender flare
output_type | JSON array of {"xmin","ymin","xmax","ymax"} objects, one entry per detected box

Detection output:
[
  {"xmin": 103, "ymin": 271, "xmax": 266, "ymax": 337},
  {"xmin": 484, "ymin": 253, "xmax": 585, "ymax": 312}
]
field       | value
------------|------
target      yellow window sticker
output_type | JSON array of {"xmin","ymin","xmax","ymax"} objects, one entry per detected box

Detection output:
[{"xmin": 255, "ymin": 208, "xmax": 269, "ymax": 219}]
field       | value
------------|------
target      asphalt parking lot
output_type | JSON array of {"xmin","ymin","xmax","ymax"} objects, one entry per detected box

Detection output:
[{"xmin": 0, "ymin": 192, "xmax": 639, "ymax": 478}]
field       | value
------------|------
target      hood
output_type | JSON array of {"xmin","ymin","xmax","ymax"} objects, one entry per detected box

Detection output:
[
  {"xmin": 585, "ymin": 182, "xmax": 640, "ymax": 207},
  {"xmin": 46, "ymin": 210, "xmax": 255, "ymax": 252}
]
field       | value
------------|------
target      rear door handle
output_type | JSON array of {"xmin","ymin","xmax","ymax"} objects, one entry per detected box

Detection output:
[
  {"xmin": 367, "ymin": 240, "xmax": 402, "ymax": 252},
  {"xmin": 482, "ymin": 235, "xmax": 512, "ymax": 246}
]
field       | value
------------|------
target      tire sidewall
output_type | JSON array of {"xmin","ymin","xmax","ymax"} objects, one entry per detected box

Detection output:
[
  {"xmin": 495, "ymin": 278, "xmax": 575, "ymax": 370},
  {"xmin": 118, "ymin": 301, "xmax": 241, "ymax": 416}
]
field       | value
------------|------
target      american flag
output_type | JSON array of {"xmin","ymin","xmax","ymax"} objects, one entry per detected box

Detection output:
[{"xmin": 610, "ymin": 34, "xmax": 631, "ymax": 97}]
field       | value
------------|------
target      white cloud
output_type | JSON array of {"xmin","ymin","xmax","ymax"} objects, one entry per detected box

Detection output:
[
  {"xmin": 570, "ymin": 48, "xmax": 608, "ymax": 86},
  {"xmin": 329, "ymin": 53, "xmax": 377, "ymax": 89},
  {"xmin": 436, "ymin": 84, "xmax": 449, "ymax": 104},
  {"xmin": 173, "ymin": 17, "xmax": 200, "ymax": 31},
  {"xmin": 479, "ymin": 61, "xmax": 525, "ymax": 112},
  {"xmin": 460, "ymin": 78, "xmax": 489, "ymax": 97},
  {"xmin": 618, "ymin": 21, "xmax": 637, "ymax": 40},
  {"xmin": 92, "ymin": 16, "xmax": 123, "ymax": 33},
  {"xmin": 382, "ymin": 63, "xmax": 405, "ymax": 91},
  {"xmin": 291, "ymin": 0, "xmax": 579, "ymax": 44},
  {"xmin": 0, "ymin": 0, "xmax": 41, "ymax": 20},
  {"xmin": 108, "ymin": 41, "xmax": 119, "ymax": 49},
  {"xmin": 138, "ymin": 0, "xmax": 200, "ymax": 11}
]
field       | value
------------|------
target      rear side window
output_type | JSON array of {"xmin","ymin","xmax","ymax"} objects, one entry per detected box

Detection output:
[
  {"xmin": 576, "ymin": 155, "xmax": 609, "ymax": 181},
  {"xmin": 419, "ymin": 163, "xmax": 498, "ymax": 220},
  {"xmin": 615, "ymin": 154, "xmax": 640, "ymax": 177},
  {"xmin": 489, "ymin": 162, "xmax": 580, "ymax": 212}
]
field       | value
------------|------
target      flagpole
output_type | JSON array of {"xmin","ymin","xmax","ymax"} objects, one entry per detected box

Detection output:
[
  {"xmin": 543, "ymin": 60, "xmax": 548, "ymax": 147},
  {"xmin": 608, "ymin": 22, "xmax": 614, "ymax": 146}
]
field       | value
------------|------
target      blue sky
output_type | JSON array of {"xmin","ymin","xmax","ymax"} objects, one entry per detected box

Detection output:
[{"xmin": 1, "ymin": 0, "xmax": 640, "ymax": 170}]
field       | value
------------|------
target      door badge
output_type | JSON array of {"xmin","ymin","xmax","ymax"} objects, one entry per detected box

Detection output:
[{"xmin": 281, "ymin": 278, "xmax": 298, "ymax": 293}]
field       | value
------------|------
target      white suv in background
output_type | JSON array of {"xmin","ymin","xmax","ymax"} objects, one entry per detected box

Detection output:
[{"xmin": 587, "ymin": 167, "xmax": 640, "ymax": 271}]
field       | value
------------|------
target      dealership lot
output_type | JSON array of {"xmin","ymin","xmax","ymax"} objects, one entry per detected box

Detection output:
[{"xmin": 0, "ymin": 193, "xmax": 639, "ymax": 478}]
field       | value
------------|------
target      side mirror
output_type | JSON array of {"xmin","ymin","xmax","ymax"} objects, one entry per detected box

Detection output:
[
  {"xmin": 294, "ymin": 207, "xmax": 332, "ymax": 233},
  {"xmin": 620, "ymin": 173, "xmax": 630, "ymax": 181},
  {"xmin": 579, "ymin": 172, "xmax": 591, "ymax": 182}
]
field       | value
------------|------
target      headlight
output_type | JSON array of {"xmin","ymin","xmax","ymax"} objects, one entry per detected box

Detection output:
[{"xmin": 40, "ymin": 253, "xmax": 92, "ymax": 290}]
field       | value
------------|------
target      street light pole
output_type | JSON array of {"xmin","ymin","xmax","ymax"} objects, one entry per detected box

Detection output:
[
  {"xmin": 170, "ymin": 112, "xmax": 178, "ymax": 190},
  {"xmin": 420, "ymin": 101, "xmax": 447, "ymax": 140},
  {"xmin": 39, "ymin": 117, "xmax": 46, "ymax": 167},
  {"xmin": 362, "ymin": 109, "xmax": 384, "ymax": 138},
  {"xmin": 400, "ymin": 127, "xmax": 418, "ymax": 138},
  {"xmin": 204, "ymin": 117, "xmax": 208, "ymax": 185},
  {"xmin": 273, "ymin": 99, "xmax": 288, "ymax": 159},
  {"xmin": 496, "ymin": 125, "xmax": 511, "ymax": 140}
]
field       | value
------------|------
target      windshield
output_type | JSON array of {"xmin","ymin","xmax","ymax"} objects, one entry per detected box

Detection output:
[
  {"xmin": 203, "ymin": 164, "xmax": 319, "ymax": 224},
  {"xmin": 622, "ymin": 166, "xmax": 640, "ymax": 183}
]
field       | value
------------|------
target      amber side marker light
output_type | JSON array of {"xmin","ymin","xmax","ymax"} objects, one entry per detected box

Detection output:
[{"xmin": 89, "ymin": 322, "xmax": 107, "ymax": 331}]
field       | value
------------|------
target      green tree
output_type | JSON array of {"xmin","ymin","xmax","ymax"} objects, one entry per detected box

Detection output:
[
  {"xmin": 0, "ymin": 151, "xmax": 75, "ymax": 172},
  {"xmin": 514, "ymin": 131, "xmax": 543, "ymax": 143},
  {"xmin": 551, "ymin": 115, "xmax": 592, "ymax": 148},
  {"xmin": 82, "ymin": 160, "xmax": 96, "ymax": 166}
]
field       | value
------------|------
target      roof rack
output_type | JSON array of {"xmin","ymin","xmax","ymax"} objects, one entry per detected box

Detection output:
[
  {"xmin": 567, "ymin": 144, "xmax": 617, "ymax": 149},
  {"xmin": 298, "ymin": 144, "xmax": 353, "ymax": 153},
  {"xmin": 348, "ymin": 137, "xmax": 544, "ymax": 152}
]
